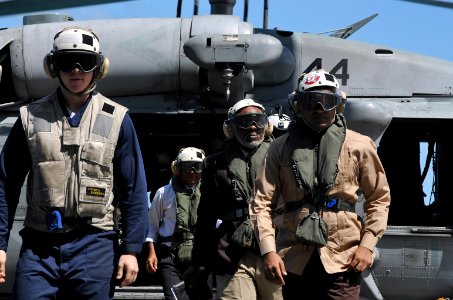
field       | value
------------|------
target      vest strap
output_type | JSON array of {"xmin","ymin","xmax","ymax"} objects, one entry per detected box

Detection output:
[
  {"xmin": 223, "ymin": 207, "xmax": 248, "ymax": 221},
  {"xmin": 274, "ymin": 198, "xmax": 355, "ymax": 216}
]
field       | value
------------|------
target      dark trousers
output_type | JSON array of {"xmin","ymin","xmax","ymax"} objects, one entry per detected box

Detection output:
[
  {"xmin": 283, "ymin": 251, "xmax": 361, "ymax": 300},
  {"xmin": 13, "ymin": 227, "xmax": 117, "ymax": 300},
  {"xmin": 156, "ymin": 244, "xmax": 190, "ymax": 300}
]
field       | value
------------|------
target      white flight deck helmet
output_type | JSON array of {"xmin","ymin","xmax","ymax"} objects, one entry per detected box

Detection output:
[
  {"xmin": 171, "ymin": 147, "xmax": 206, "ymax": 176},
  {"xmin": 223, "ymin": 99, "xmax": 273, "ymax": 139},
  {"xmin": 290, "ymin": 69, "xmax": 346, "ymax": 115},
  {"xmin": 227, "ymin": 99, "xmax": 265, "ymax": 119},
  {"xmin": 298, "ymin": 68, "xmax": 340, "ymax": 92},
  {"xmin": 53, "ymin": 28, "xmax": 100, "ymax": 53},
  {"xmin": 44, "ymin": 27, "xmax": 109, "ymax": 96}
]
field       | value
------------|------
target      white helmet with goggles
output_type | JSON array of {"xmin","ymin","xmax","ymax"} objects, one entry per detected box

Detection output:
[
  {"xmin": 227, "ymin": 99, "xmax": 265, "ymax": 119},
  {"xmin": 223, "ymin": 99, "xmax": 272, "ymax": 139},
  {"xmin": 43, "ymin": 27, "xmax": 110, "ymax": 95},
  {"xmin": 298, "ymin": 69, "xmax": 339, "ymax": 92},
  {"xmin": 291, "ymin": 69, "xmax": 346, "ymax": 113},
  {"xmin": 171, "ymin": 147, "xmax": 206, "ymax": 176},
  {"xmin": 225, "ymin": 99, "xmax": 268, "ymax": 129}
]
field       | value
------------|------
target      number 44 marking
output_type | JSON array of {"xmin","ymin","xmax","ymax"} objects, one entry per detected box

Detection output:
[{"xmin": 302, "ymin": 58, "xmax": 349, "ymax": 86}]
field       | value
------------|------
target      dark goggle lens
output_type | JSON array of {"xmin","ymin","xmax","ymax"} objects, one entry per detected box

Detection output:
[
  {"xmin": 180, "ymin": 161, "xmax": 203, "ymax": 173},
  {"xmin": 298, "ymin": 91, "xmax": 341, "ymax": 111},
  {"xmin": 233, "ymin": 113, "xmax": 268, "ymax": 129},
  {"xmin": 56, "ymin": 52, "xmax": 99, "ymax": 73}
]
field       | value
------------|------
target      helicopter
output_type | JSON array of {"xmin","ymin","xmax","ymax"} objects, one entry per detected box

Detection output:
[{"xmin": 0, "ymin": 0, "xmax": 453, "ymax": 299}]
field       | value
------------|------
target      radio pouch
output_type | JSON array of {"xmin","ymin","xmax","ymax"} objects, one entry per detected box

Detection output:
[
  {"xmin": 231, "ymin": 219, "xmax": 254, "ymax": 249},
  {"xmin": 177, "ymin": 240, "xmax": 193, "ymax": 264},
  {"xmin": 295, "ymin": 211, "xmax": 328, "ymax": 247}
]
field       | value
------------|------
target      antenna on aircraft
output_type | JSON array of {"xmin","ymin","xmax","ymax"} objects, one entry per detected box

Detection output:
[
  {"xmin": 243, "ymin": 0, "xmax": 248, "ymax": 21},
  {"xmin": 263, "ymin": 0, "xmax": 268, "ymax": 29},
  {"xmin": 177, "ymin": 0, "xmax": 199, "ymax": 17},
  {"xmin": 177, "ymin": 0, "xmax": 182, "ymax": 17},
  {"xmin": 194, "ymin": 0, "xmax": 199, "ymax": 15}
]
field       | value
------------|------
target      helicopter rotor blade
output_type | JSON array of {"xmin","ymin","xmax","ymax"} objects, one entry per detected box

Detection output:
[{"xmin": 399, "ymin": 0, "xmax": 453, "ymax": 9}]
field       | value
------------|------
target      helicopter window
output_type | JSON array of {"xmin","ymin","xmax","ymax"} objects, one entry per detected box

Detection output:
[
  {"xmin": 375, "ymin": 49, "xmax": 393, "ymax": 55},
  {"xmin": 378, "ymin": 118, "xmax": 452, "ymax": 226}
]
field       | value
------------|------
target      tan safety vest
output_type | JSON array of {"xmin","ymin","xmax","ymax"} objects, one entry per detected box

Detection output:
[{"xmin": 19, "ymin": 92, "xmax": 128, "ymax": 232}]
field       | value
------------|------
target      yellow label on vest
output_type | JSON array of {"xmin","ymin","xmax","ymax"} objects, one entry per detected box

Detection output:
[{"xmin": 86, "ymin": 187, "xmax": 106, "ymax": 198}]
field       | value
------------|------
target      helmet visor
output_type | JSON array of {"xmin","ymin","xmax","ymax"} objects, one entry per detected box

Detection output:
[
  {"xmin": 233, "ymin": 113, "xmax": 268, "ymax": 129},
  {"xmin": 179, "ymin": 161, "xmax": 203, "ymax": 174},
  {"xmin": 55, "ymin": 52, "xmax": 99, "ymax": 73},
  {"xmin": 298, "ymin": 91, "xmax": 342, "ymax": 111}
]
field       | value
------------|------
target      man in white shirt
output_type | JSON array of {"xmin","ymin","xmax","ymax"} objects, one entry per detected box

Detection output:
[{"xmin": 145, "ymin": 147, "xmax": 205, "ymax": 300}]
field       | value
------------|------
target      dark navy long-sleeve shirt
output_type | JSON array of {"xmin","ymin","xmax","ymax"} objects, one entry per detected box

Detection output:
[{"xmin": 0, "ymin": 91, "xmax": 148, "ymax": 255}]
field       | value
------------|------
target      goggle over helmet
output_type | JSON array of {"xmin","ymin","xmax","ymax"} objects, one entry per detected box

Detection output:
[
  {"xmin": 52, "ymin": 27, "xmax": 102, "ymax": 74},
  {"xmin": 226, "ymin": 99, "xmax": 267, "ymax": 129},
  {"xmin": 53, "ymin": 51, "xmax": 101, "ymax": 73},
  {"xmin": 294, "ymin": 69, "xmax": 345, "ymax": 111},
  {"xmin": 228, "ymin": 113, "xmax": 268, "ymax": 129},
  {"xmin": 176, "ymin": 147, "xmax": 205, "ymax": 173}
]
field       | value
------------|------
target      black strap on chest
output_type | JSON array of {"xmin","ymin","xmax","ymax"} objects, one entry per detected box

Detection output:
[{"xmin": 273, "ymin": 198, "xmax": 355, "ymax": 216}]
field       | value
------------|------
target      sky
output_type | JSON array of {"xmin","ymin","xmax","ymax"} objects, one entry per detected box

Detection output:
[
  {"xmin": 0, "ymin": 0, "xmax": 446, "ymax": 203},
  {"xmin": 0, "ymin": 0, "xmax": 452, "ymax": 62}
]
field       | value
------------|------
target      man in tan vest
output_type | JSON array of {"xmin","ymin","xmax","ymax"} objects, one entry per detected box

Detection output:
[{"xmin": 0, "ymin": 27, "xmax": 148, "ymax": 299}]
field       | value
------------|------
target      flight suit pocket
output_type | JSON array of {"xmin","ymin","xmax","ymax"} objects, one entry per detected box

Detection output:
[{"xmin": 327, "ymin": 211, "xmax": 361, "ymax": 251}]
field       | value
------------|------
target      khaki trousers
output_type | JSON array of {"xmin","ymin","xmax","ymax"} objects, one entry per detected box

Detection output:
[{"xmin": 216, "ymin": 251, "xmax": 283, "ymax": 300}]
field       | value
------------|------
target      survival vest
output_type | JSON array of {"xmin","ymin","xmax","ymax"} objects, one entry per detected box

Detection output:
[
  {"xmin": 170, "ymin": 177, "xmax": 201, "ymax": 263},
  {"xmin": 19, "ymin": 92, "xmax": 127, "ymax": 232}
]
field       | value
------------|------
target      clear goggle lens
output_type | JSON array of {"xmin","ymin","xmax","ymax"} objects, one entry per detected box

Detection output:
[
  {"xmin": 55, "ymin": 52, "xmax": 100, "ymax": 73},
  {"xmin": 180, "ymin": 161, "xmax": 203, "ymax": 174},
  {"xmin": 232, "ymin": 113, "xmax": 268, "ymax": 129},
  {"xmin": 297, "ymin": 91, "xmax": 342, "ymax": 111}
]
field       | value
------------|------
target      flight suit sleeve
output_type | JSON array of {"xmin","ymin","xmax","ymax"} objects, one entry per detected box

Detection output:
[
  {"xmin": 250, "ymin": 142, "xmax": 280, "ymax": 256},
  {"xmin": 114, "ymin": 113, "xmax": 149, "ymax": 255},
  {"xmin": 359, "ymin": 138, "xmax": 391, "ymax": 251},
  {"xmin": 0, "ymin": 119, "xmax": 31, "ymax": 251}
]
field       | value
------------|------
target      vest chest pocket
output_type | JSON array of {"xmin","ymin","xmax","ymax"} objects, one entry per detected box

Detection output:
[
  {"xmin": 78, "ymin": 178, "xmax": 111, "ymax": 218},
  {"xmin": 33, "ymin": 161, "xmax": 66, "ymax": 207},
  {"xmin": 80, "ymin": 141, "xmax": 114, "ymax": 178},
  {"xmin": 78, "ymin": 141, "xmax": 114, "ymax": 218}
]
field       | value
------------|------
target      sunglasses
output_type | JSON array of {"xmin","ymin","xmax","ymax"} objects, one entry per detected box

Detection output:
[
  {"xmin": 55, "ymin": 52, "xmax": 100, "ymax": 73},
  {"xmin": 231, "ymin": 113, "xmax": 268, "ymax": 129},
  {"xmin": 297, "ymin": 91, "xmax": 342, "ymax": 111},
  {"xmin": 180, "ymin": 161, "xmax": 203, "ymax": 174}
]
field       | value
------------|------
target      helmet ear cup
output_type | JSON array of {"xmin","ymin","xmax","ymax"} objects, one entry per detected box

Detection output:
[
  {"xmin": 96, "ymin": 56, "xmax": 109, "ymax": 79},
  {"xmin": 223, "ymin": 122, "xmax": 234, "ymax": 139},
  {"xmin": 289, "ymin": 92, "xmax": 301, "ymax": 114},
  {"xmin": 43, "ymin": 53, "xmax": 57, "ymax": 78},
  {"xmin": 264, "ymin": 120, "xmax": 273, "ymax": 137},
  {"xmin": 337, "ymin": 91, "xmax": 347, "ymax": 114},
  {"xmin": 171, "ymin": 160, "xmax": 180, "ymax": 176}
]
